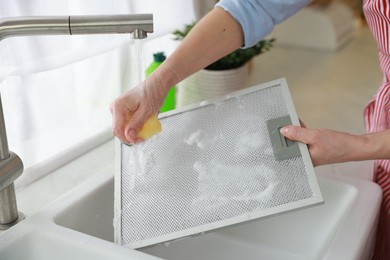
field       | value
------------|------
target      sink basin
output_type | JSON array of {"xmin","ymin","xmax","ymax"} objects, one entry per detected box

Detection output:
[
  {"xmin": 52, "ymin": 165, "xmax": 382, "ymax": 260},
  {"xmin": 54, "ymin": 173, "xmax": 115, "ymax": 242}
]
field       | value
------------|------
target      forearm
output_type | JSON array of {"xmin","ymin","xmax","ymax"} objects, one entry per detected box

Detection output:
[
  {"xmin": 151, "ymin": 0, "xmax": 313, "ymax": 95},
  {"xmin": 280, "ymin": 126, "xmax": 390, "ymax": 166},
  {"xmin": 153, "ymin": 7, "xmax": 244, "ymax": 92}
]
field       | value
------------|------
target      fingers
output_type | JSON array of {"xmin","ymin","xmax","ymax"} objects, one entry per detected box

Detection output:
[
  {"xmin": 280, "ymin": 125, "xmax": 314, "ymax": 144},
  {"xmin": 280, "ymin": 125, "xmax": 318, "ymax": 166},
  {"xmin": 110, "ymin": 89, "xmax": 142, "ymax": 144},
  {"xmin": 110, "ymin": 100, "xmax": 128, "ymax": 142},
  {"xmin": 124, "ymin": 107, "xmax": 152, "ymax": 143}
]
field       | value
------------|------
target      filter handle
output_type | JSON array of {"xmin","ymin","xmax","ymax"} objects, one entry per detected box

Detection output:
[{"xmin": 267, "ymin": 116, "xmax": 301, "ymax": 161}]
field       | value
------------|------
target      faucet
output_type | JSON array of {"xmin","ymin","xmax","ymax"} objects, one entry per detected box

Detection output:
[{"xmin": 0, "ymin": 14, "xmax": 153, "ymax": 230}]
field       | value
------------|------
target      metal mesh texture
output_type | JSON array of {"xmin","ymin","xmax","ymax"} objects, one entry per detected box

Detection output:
[{"xmin": 120, "ymin": 83, "xmax": 314, "ymax": 247}]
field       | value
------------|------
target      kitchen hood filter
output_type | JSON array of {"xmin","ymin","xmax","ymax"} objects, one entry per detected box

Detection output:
[{"xmin": 114, "ymin": 78, "xmax": 323, "ymax": 249}]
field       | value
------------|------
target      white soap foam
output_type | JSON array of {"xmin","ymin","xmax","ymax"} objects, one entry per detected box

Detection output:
[
  {"xmin": 184, "ymin": 129, "xmax": 206, "ymax": 149},
  {"xmin": 127, "ymin": 144, "xmax": 155, "ymax": 190},
  {"xmin": 236, "ymin": 131, "xmax": 265, "ymax": 155},
  {"xmin": 184, "ymin": 130, "xmax": 224, "ymax": 150},
  {"xmin": 192, "ymin": 160, "xmax": 277, "ymax": 211}
]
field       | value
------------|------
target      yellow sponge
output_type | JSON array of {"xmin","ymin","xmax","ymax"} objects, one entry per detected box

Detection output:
[{"xmin": 125, "ymin": 114, "xmax": 162, "ymax": 140}]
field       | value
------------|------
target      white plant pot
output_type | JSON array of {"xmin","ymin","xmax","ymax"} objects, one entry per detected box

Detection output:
[
  {"xmin": 177, "ymin": 64, "xmax": 249, "ymax": 107},
  {"xmin": 192, "ymin": 0, "xmax": 217, "ymax": 21}
]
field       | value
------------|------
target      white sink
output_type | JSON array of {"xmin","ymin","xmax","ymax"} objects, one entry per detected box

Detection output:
[
  {"xmin": 52, "ymin": 163, "xmax": 381, "ymax": 260},
  {"xmin": 0, "ymin": 160, "xmax": 382, "ymax": 260}
]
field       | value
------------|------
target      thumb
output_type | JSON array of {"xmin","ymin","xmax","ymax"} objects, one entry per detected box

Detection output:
[{"xmin": 280, "ymin": 125, "xmax": 312, "ymax": 144}]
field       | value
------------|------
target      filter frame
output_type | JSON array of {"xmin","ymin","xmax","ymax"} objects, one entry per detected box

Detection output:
[{"xmin": 114, "ymin": 78, "xmax": 323, "ymax": 249}]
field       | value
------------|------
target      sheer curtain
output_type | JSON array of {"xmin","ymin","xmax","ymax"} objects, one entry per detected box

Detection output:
[{"xmin": 0, "ymin": 0, "xmax": 195, "ymax": 188}]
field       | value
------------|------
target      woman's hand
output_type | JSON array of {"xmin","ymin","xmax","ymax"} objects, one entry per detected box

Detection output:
[
  {"xmin": 110, "ymin": 75, "xmax": 168, "ymax": 144},
  {"xmin": 280, "ymin": 125, "xmax": 363, "ymax": 166}
]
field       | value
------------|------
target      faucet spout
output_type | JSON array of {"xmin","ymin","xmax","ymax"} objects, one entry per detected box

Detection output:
[
  {"xmin": 69, "ymin": 14, "xmax": 153, "ymax": 39},
  {"xmin": 0, "ymin": 13, "xmax": 153, "ymax": 41}
]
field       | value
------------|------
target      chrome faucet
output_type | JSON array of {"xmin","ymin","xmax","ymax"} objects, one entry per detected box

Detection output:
[
  {"xmin": 0, "ymin": 14, "xmax": 153, "ymax": 40},
  {"xmin": 0, "ymin": 14, "xmax": 153, "ymax": 229}
]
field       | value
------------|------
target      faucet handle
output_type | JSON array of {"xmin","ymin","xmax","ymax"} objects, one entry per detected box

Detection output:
[
  {"xmin": 0, "ymin": 152, "xmax": 24, "ymax": 229},
  {"xmin": 0, "ymin": 152, "xmax": 23, "ymax": 191}
]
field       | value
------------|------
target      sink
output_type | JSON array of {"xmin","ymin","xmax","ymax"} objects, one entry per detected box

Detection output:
[
  {"xmin": 0, "ymin": 159, "xmax": 382, "ymax": 260},
  {"xmin": 52, "ymin": 164, "xmax": 382, "ymax": 260},
  {"xmin": 54, "ymin": 174, "xmax": 115, "ymax": 242},
  {"xmin": 0, "ymin": 165, "xmax": 160, "ymax": 260}
]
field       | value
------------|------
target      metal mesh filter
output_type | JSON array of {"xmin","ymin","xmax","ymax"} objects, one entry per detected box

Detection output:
[{"xmin": 115, "ymin": 78, "xmax": 323, "ymax": 249}]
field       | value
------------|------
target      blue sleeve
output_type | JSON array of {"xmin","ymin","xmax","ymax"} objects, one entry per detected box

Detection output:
[{"xmin": 216, "ymin": 0, "xmax": 311, "ymax": 48}]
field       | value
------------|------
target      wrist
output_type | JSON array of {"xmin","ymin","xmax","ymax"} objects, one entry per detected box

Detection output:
[
  {"xmin": 329, "ymin": 131, "xmax": 368, "ymax": 163},
  {"xmin": 349, "ymin": 134, "xmax": 372, "ymax": 161},
  {"xmin": 337, "ymin": 133, "xmax": 364, "ymax": 162},
  {"xmin": 151, "ymin": 62, "xmax": 180, "ymax": 94},
  {"xmin": 350, "ymin": 133, "xmax": 384, "ymax": 161},
  {"xmin": 360, "ymin": 130, "xmax": 390, "ymax": 160}
]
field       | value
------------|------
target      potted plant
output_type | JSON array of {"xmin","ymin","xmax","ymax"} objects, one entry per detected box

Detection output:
[{"xmin": 173, "ymin": 21, "xmax": 274, "ymax": 107}]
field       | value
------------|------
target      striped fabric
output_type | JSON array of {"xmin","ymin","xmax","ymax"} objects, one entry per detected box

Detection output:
[{"xmin": 363, "ymin": 0, "xmax": 390, "ymax": 258}]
